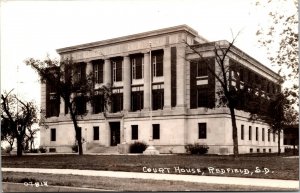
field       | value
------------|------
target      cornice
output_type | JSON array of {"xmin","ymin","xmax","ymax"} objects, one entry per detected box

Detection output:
[{"xmin": 57, "ymin": 25, "xmax": 200, "ymax": 54}]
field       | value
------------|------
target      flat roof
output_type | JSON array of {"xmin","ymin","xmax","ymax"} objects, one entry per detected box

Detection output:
[{"xmin": 57, "ymin": 24, "xmax": 203, "ymax": 54}]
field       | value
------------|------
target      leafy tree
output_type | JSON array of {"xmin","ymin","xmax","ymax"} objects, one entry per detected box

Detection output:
[
  {"xmin": 1, "ymin": 90, "xmax": 38, "ymax": 156},
  {"xmin": 1, "ymin": 118, "xmax": 16, "ymax": 152},
  {"xmin": 26, "ymin": 57, "xmax": 111, "ymax": 155},
  {"xmin": 186, "ymin": 36, "xmax": 242, "ymax": 157},
  {"xmin": 249, "ymin": 87, "xmax": 298, "ymax": 155},
  {"xmin": 256, "ymin": 0, "xmax": 298, "ymax": 102}
]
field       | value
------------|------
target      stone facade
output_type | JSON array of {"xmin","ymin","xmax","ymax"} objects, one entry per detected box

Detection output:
[{"xmin": 40, "ymin": 25, "xmax": 283, "ymax": 154}]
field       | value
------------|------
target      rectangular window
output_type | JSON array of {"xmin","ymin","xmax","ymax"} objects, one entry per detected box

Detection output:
[
  {"xmin": 93, "ymin": 95, "xmax": 104, "ymax": 114},
  {"xmin": 197, "ymin": 60, "xmax": 208, "ymax": 77},
  {"xmin": 152, "ymin": 50, "xmax": 163, "ymax": 77},
  {"xmin": 153, "ymin": 124, "xmax": 160, "ymax": 139},
  {"xmin": 50, "ymin": 128, "xmax": 56, "ymax": 141},
  {"xmin": 262, "ymin": 128, "xmax": 265, "ymax": 141},
  {"xmin": 74, "ymin": 62, "xmax": 86, "ymax": 83},
  {"xmin": 113, "ymin": 61, "xmax": 117, "ymax": 82},
  {"xmin": 241, "ymin": 125, "xmax": 244, "ymax": 140},
  {"xmin": 74, "ymin": 95, "xmax": 86, "ymax": 115},
  {"xmin": 93, "ymin": 60, "xmax": 104, "ymax": 84},
  {"xmin": 112, "ymin": 92, "xmax": 123, "ymax": 113},
  {"xmin": 190, "ymin": 58, "xmax": 215, "ymax": 109},
  {"xmin": 131, "ymin": 125, "xmax": 138, "ymax": 140},
  {"xmin": 197, "ymin": 86, "xmax": 209, "ymax": 108},
  {"xmin": 249, "ymin": 126, "xmax": 252, "ymax": 140},
  {"xmin": 268, "ymin": 129, "xmax": 270, "ymax": 142},
  {"xmin": 256, "ymin": 127, "xmax": 259, "ymax": 141},
  {"xmin": 46, "ymin": 76, "xmax": 60, "ymax": 117},
  {"xmin": 273, "ymin": 131, "xmax": 276, "ymax": 142},
  {"xmin": 93, "ymin": 126, "xmax": 99, "ymax": 140},
  {"xmin": 131, "ymin": 56, "xmax": 143, "ymax": 80},
  {"xmin": 112, "ymin": 59, "xmax": 122, "ymax": 82},
  {"xmin": 152, "ymin": 87, "xmax": 164, "ymax": 110},
  {"xmin": 131, "ymin": 90, "xmax": 143, "ymax": 111},
  {"xmin": 198, "ymin": 123, "xmax": 207, "ymax": 139}
]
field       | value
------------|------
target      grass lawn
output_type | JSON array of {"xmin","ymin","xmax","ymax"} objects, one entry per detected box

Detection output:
[
  {"xmin": 2, "ymin": 154, "xmax": 298, "ymax": 180},
  {"xmin": 2, "ymin": 172, "xmax": 297, "ymax": 192}
]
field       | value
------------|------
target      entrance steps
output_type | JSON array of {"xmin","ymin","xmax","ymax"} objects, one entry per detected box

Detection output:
[{"xmin": 86, "ymin": 143, "xmax": 119, "ymax": 154}]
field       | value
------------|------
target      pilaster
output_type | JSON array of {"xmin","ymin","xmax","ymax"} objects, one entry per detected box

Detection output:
[
  {"xmin": 123, "ymin": 56, "xmax": 131, "ymax": 111},
  {"xmin": 104, "ymin": 59, "xmax": 112, "ymax": 112},
  {"xmin": 143, "ymin": 52, "xmax": 150, "ymax": 110},
  {"xmin": 176, "ymin": 44, "xmax": 186, "ymax": 109},
  {"xmin": 86, "ymin": 61, "xmax": 93, "ymax": 114},
  {"xmin": 163, "ymin": 47, "xmax": 171, "ymax": 110}
]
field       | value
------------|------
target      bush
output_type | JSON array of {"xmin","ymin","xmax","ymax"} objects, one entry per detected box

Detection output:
[
  {"xmin": 39, "ymin": 146, "xmax": 47, "ymax": 153},
  {"xmin": 4, "ymin": 146, "xmax": 13, "ymax": 154},
  {"xmin": 72, "ymin": 144, "xmax": 78, "ymax": 153},
  {"xmin": 284, "ymin": 147, "xmax": 298, "ymax": 155},
  {"xmin": 185, "ymin": 143, "xmax": 209, "ymax": 155},
  {"xmin": 129, "ymin": 141, "xmax": 148, "ymax": 153},
  {"xmin": 30, "ymin": 149, "xmax": 38, "ymax": 153}
]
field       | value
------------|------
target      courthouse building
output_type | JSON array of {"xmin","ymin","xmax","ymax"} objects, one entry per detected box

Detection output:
[{"xmin": 40, "ymin": 25, "xmax": 283, "ymax": 154}]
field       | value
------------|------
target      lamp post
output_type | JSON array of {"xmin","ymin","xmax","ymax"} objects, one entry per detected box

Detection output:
[
  {"xmin": 149, "ymin": 41, "xmax": 152, "ymax": 130},
  {"xmin": 143, "ymin": 42, "xmax": 159, "ymax": 155}
]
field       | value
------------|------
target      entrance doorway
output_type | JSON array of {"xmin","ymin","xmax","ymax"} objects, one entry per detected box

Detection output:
[{"xmin": 109, "ymin": 122, "xmax": 120, "ymax": 146}]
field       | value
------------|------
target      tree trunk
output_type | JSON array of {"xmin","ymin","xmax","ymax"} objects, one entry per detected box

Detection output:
[
  {"xmin": 30, "ymin": 139, "xmax": 34, "ymax": 151},
  {"xmin": 70, "ymin": 107, "xmax": 83, "ymax": 155},
  {"xmin": 76, "ymin": 127, "xmax": 83, "ymax": 155},
  {"xmin": 277, "ymin": 131, "xmax": 281, "ymax": 155},
  {"xmin": 16, "ymin": 136, "xmax": 23, "ymax": 157},
  {"xmin": 229, "ymin": 105, "xmax": 239, "ymax": 158}
]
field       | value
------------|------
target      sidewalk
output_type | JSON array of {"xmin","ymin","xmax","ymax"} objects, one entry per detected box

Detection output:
[{"xmin": 2, "ymin": 167, "xmax": 299, "ymax": 189}]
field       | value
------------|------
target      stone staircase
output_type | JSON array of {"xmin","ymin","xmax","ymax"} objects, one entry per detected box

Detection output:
[{"xmin": 86, "ymin": 143, "xmax": 119, "ymax": 154}]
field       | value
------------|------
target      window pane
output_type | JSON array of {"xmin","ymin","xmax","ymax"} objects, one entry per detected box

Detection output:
[
  {"xmin": 198, "ymin": 123, "xmax": 207, "ymax": 139},
  {"xmin": 93, "ymin": 126, "xmax": 99, "ymax": 140},
  {"xmin": 197, "ymin": 61, "xmax": 208, "ymax": 77},
  {"xmin": 116, "ymin": 60, "xmax": 122, "ymax": 81},
  {"xmin": 256, "ymin": 127, "xmax": 259, "ymax": 141},
  {"xmin": 249, "ymin": 126, "xmax": 252, "ymax": 140},
  {"xmin": 75, "ymin": 96, "xmax": 86, "ymax": 115},
  {"xmin": 152, "ymin": 89, "xmax": 164, "ymax": 110},
  {"xmin": 197, "ymin": 86, "xmax": 209, "ymax": 107},
  {"xmin": 136, "ymin": 57, "xmax": 143, "ymax": 79},
  {"xmin": 131, "ymin": 91, "xmax": 143, "ymax": 111},
  {"xmin": 153, "ymin": 124, "xmax": 160, "ymax": 139},
  {"xmin": 51, "ymin": 128, "xmax": 56, "ymax": 141},
  {"xmin": 112, "ymin": 93, "xmax": 123, "ymax": 113},
  {"xmin": 131, "ymin": 125, "xmax": 138, "ymax": 140},
  {"xmin": 93, "ymin": 95, "xmax": 104, "ymax": 114},
  {"xmin": 241, "ymin": 125, "xmax": 244, "ymax": 140}
]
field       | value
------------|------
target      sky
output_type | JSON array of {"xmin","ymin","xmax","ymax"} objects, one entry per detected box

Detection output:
[{"xmin": 1, "ymin": 0, "xmax": 293, "ymax": 107}]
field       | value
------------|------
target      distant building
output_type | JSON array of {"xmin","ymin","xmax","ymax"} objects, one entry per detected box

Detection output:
[{"xmin": 40, "ymin": 25, "xmax": 283, "ymax": 154}]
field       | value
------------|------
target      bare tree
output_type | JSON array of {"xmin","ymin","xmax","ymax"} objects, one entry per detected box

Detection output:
[
  {"xmin": 1, "ymin": 90, "xmax": 38, "ymax": 156},
  {"xmin": 24, "ymin": 127, "xmax": 40, "ymax": 151},
  {"xmin": 185, "ymin": 34, "xmax": 244, "ymax": 157}
]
